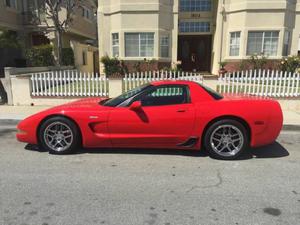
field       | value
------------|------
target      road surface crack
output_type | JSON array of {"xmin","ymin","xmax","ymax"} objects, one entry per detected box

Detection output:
[{"xmin": 186, "ymin": 170, "xmax": 223, "ymax": 193}]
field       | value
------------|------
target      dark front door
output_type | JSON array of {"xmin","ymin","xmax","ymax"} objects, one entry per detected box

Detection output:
[{"xmin": 178, "ymin": 35, "xmax": 212, "ymax": 72}]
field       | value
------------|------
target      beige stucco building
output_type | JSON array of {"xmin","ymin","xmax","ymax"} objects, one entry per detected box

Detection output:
[
  {"xmin": 98, "ymin": 0, "xmax": 300, "ymax": 74},
  {"xmin": 0, "ymin": 0, "xmax": 98, "ymax": 74}
]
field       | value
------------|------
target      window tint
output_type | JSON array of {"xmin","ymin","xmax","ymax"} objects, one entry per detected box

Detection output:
[
  {"xmin": 103, "ymin": 84, "xmax": 151, "ymax": 107},
  {"xmin": 198, "ymin": 84, "xmax": 223, "ymax": 100},
  {"xmin": 137, "ymin": 85, "xmax": 190, "ymax": 106}
]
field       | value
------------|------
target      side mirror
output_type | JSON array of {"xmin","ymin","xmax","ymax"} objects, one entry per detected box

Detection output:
[{"xmin": 129, "ymin": 101, "xmax": 142, "ymax": 111}]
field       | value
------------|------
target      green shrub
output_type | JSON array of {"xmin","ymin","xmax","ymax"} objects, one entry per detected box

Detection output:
[
  {"xmin": 279, "ymin": 55, "xmax": 300, "ymax": 73},
  {"xmin": 62, "ymin": 48, "xmax": 74, "ymax": 66},
  {"xmin": 100, "ymin": 55, "xmax": 121, "ymax": 76},
  {"xmin": 120, "ymin": 60, "xmax": 129, "ymax": 74},
  {"xmin": 248, "ymin": 53, "xmax": 268, "ymax": 70},
  {"xmin": 25, "ymin": 44, "xmax": 55, "ymax": 67},
  {"xmin": 238, "ymin": 59, "xmax": 249, "ymax": 71},
  {"xmin": 236, "ymin": 54, "xmax": 268, "ymax": 71},
  {"xmin": 133, "ymin": 61, "xmax": 142, "ymax": 72},
  {"xmin": 0, "ymin": 30, "xmax": 20, "ymax": 49},
  {"xmin": 219, "ymin": 61, "xmax": 227, "ymax": 69}
]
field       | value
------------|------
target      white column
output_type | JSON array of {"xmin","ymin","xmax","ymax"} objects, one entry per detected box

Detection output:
[
  {"xmin": 171, "ymin": 0, "xmax": 179, "ymax": 66},
  {"xmin": 108, "ymin": 77, "xmax": 123, "ymax": 97}
]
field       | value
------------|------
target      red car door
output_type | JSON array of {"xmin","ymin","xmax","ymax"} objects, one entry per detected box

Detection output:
[{"xmin": 107, "ymin": 85, "xmax": 196, "ymax": 148}]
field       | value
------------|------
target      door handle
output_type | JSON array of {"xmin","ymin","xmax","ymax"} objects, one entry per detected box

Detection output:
[{"xmin": 177, "ymin": 109, "xmax": 186, "ymax": 113}]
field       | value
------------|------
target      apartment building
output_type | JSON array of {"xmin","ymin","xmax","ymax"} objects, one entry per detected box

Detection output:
[
  {"xmin": 98, "ymin": 0, "xmax": 300, "ymax": 74},
  {"xmin": 0, "ymin": 0, "xmax": 98, "ymax": 75}
]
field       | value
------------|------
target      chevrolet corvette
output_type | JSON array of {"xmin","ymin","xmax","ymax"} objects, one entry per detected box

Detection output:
[{"xmin": 17, "ymin": 80, "xmax": 283, "ymax": 160}]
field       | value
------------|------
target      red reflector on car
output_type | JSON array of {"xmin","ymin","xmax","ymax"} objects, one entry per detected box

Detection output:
[{"xmin": 254, "ymin": 121, "xmax": 265, "ymax": 125}]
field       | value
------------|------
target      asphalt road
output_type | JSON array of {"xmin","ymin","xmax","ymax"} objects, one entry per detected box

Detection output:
[{"xmin": 1, "ymin": 126, "xmax": 300, "ymax": 225}]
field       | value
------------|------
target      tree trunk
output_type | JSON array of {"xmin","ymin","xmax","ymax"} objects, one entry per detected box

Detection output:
[{"xmin": 55, "ymin": 29, "xmax": 63, "ymax": 66}]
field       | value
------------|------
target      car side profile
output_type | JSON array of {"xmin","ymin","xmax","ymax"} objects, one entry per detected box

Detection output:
[{"xmin": 17, "ymin": 80, "xmax": 283, "ymax": 160}]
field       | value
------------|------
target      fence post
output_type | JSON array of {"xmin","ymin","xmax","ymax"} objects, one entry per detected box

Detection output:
[
  {"xmin": 203, "ymin": 78, "xmax": 218, "ymax": 91},
  {"xmin": 2, "ymin": 67, "xmax": 14, "ymax": 105},
  {"xmin": 109, "ymin": 76, "xmax": 123, "ymax": 97},
  {"xmin": 9, "ymin": 73, "xmax": 32, "ymax": 106}
]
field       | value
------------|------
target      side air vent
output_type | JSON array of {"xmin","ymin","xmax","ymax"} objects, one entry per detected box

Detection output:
[{"xmin": 177, "ymin": 137, "xmax": 199, "ymax": 148}]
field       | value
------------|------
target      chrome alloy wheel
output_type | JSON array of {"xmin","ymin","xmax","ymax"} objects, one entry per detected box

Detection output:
[
  {"xmin": 210, "ymin": 125, "xmax": 244, "ymax": 157},
  {"xmin": 43, "ymin": 122, "xmax": 73, "ymax": 152}
]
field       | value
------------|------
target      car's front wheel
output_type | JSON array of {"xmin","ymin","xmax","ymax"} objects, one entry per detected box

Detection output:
[
  {"xmin": 39, "ymin": 116, "xmax": 80, "ymax": 154},
  {"xmin": 204, "ymin": 119, "xmax": 249, "ymax": 160}
]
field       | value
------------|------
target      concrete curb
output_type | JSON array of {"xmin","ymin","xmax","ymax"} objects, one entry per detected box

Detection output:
[
  {"xmin": 1, "ymin": 119, "xmax": 300, "ymax": 132},
  {"xmin": 282, "ymin": 124, "xmax": 300, "ymax": 131},
  {"xmin": 0, "ymin": 119, "xmax": 20, "ymax": 127}
]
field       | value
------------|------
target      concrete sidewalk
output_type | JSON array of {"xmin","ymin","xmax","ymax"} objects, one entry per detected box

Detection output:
[
  {"xmin": 1, "ymin": 100, "xmax": 300, "ymax": 128},
  {"xmin": 0, "ymin": 105, "xmax": 49, "ymax": 121}
]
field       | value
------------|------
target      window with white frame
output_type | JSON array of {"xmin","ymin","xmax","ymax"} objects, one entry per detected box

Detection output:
[
  {"xmin": 6, "ymin": 0, "xmax": 17, "ymax": 9},
  {"xmin": 247, "ymin": 31, "xmax": 279, "ymax": 56},
  {"xmin": 229, "ymin": 32, "xmax": 241, "ymax": 56},
  {"xmin": 180, "ymin": 0, "xmax": 212, "ymax": 12},
  {"xmin": 283, "ymin": 31, "xmax": 290, "ymax": 56},
  {"xmin": 112, "ymin": 33, "xmax": 119, "ymax": 57},
  {"xmin": 179, "ymin": 21, "xmax": 210, "ymax": 33},
  {"xmin": 125, "ymin": 33, "xmax": 154, "ymax": 57},
  {"xmin": 160, "ymin": 35, "xmax": 169, "ymax": 58}
]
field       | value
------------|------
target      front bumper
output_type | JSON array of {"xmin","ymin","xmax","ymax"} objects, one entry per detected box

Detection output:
[{"xmin": 16, "ymin": 121, "xmax": 38, "ymax": 145}]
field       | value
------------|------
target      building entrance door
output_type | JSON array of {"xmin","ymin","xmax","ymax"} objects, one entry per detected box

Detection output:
[{"xmin": 178, "ymin": 35, "xmax": 212, "ymax": 72}]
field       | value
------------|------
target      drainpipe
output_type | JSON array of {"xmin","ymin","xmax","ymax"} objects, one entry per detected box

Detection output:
[{"xmin": 219, "ymin": 0, "xmax": 226, "ymax": 64}]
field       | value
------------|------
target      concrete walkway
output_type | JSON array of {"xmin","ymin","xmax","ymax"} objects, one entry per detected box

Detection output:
[
  {"xmin": 0, "ymin": 105, "xmax": 49, "ymax": 121},
  {"xmin": 1, "ymin": 100, "xmax": 300, "ymax": 127}
]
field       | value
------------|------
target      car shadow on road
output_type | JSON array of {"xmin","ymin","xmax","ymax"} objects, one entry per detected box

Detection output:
[
  {"xmin": 239, "ymin": 142, "xmax": 289, "ymax": 160},
  {"xmin": 83, "ymin": 148, "xmax": 210, "ymax": 157},
  {"xmin": 25, "ymin": 141, "xmax": 289, "ymax": 160}
]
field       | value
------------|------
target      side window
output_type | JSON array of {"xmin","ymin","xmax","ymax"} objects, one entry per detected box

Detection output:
[{"xmin": 138, "ymin": 85, "xmax": 190, "ymax": 106}]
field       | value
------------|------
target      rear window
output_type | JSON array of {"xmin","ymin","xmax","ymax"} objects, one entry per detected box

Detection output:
[{"xmin": 198, "ymin": 84, "xmax": 223, "ymax": 100}]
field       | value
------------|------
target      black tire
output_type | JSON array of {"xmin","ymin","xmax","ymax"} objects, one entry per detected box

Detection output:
[
  {"xmin": 204, "ymin": 119, "xmax": 249, "ymax": 160},
  {"xmin": 38, "ymin": 116, "xmax": 80, "ymax": 155}
]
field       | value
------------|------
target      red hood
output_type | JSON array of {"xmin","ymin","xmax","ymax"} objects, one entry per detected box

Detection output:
[
  {"xmin": 54, "ymin": 97, "xmax": 109, "ymax": 109},
  {"xmin": 18, "ymin": 97, "xmax": 109, "ymax": 128}
]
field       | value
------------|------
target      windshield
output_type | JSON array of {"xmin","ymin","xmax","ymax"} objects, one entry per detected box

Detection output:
[
  {"xmin": 198, "ymin": 84, "xmax": 223, "ymax": 100},
  {"xmin": 103, "ymin": 84, "xmax": 151, "ymax": 107}
]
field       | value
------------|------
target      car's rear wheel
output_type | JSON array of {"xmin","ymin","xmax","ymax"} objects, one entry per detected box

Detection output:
[
  {"xmin": 39, "ymin": 116, "xmax": 80, "ymax": 154},
  {"xmin": 204, "ymin": 119, "xmax": 249, "ymax": 160}
]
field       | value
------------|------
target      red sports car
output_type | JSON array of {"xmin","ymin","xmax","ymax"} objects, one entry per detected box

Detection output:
[{"xmin": 17, "ymin": 80, "xmax": 283, "ymax": 160}]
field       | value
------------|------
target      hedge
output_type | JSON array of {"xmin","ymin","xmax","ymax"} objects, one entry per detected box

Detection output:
[{"xmin": 25, "ymin": 44, "xmax": 55, "ymax": 67}]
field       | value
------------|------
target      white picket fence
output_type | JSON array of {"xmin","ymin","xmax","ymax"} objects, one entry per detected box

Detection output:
[
  {"xmin": 31, "ymin": 70, "xmax": 109, "ymax": 97},
  {"xmin": 218, "ymin": 69, "xmax": 300, "ymax": 97},
  {"xmin": 30, "ymin": 69, "xmax": 300, "ymax": 98},
  {"xmin": 123, "ymin": 71, "xmax": 203, "ymax": 92}
]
